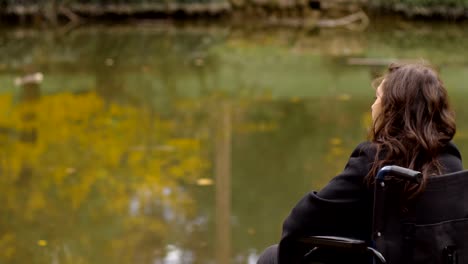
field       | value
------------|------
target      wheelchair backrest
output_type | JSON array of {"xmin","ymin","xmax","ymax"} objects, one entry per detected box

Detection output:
[{"xmin": 373, "ymin": 170, "xmax": 468, "ymax": 264}]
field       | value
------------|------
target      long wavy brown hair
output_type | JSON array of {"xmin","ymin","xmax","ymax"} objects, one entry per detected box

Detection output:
[{"xmin": 366, "ymin": 63, "xmax": 456, "ymax": 198}]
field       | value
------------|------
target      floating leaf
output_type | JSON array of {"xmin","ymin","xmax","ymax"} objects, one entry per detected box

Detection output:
[
  {"xmin": 66, "ymin": 167, "xmax": 76, "ymax": 174},
  {"xmin": 196, "ymin": 178, "xmax": 213, "ymax": 186}
]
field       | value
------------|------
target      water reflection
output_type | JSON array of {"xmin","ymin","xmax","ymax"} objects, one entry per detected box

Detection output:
[{"xmin": 1, "ymin": 20, "xmax": 468, "ymax": 263}]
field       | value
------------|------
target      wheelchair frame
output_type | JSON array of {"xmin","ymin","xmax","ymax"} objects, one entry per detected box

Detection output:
[{"xmin": 300, "ymin": 165, "xmax": 422, "ymax": 264}]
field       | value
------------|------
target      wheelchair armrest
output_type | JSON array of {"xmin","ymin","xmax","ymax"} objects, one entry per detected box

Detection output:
[
  {"xmin": 299, "ymin": 236, "xmax": 386, "ymax": 263},
  {"xmin": 298, "ymin": 236, "xmax": 367, "ymax": 250},
  {"xmin": 376, "ymin": 165, "xmax": 422, "ymax": 184}
]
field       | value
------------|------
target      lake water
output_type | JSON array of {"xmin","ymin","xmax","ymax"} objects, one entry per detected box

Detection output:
[{"xmin": 1, "ymin": 17, "xmax": 468, "ymax": 264}]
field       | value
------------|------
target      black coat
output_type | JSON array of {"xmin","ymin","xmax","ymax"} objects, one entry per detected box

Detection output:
[{"xmin": 278, "ymin": 141, "xmax": 463, "ymax": 264}]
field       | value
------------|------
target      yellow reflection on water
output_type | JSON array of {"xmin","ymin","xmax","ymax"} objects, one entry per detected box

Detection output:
[{"xmin": 0, "ymin": 91, "xmax": 210, "ymax": 263}]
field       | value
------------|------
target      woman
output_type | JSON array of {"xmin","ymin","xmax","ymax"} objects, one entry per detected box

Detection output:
[{"xmin": 257, "ymin": 63, "xmax": 463, "ymax": 264}]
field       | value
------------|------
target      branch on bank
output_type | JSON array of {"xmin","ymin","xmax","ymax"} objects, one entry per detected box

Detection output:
[
  {"xmin": 58, "ymin": 5, "xmax": 81, "ymax": 23},
  {"xmin": 317, "ymin": 10, "xmax": 368, "ymax": 30}
]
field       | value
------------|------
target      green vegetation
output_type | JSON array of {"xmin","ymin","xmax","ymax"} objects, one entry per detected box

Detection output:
[
  {"xmin": 0, "ymin": 0, "xmax": 223, "ymax": 4},
  {"xmin": 371, "ymin": 0, "xmax": 468, "ymax": 17},
  {"xmin": 0, "ymin": 0, "xmax": 231, "ymax": 22},
  {"xmin": 2, "ymin": 0, "xmax": 468, "ymax": 18}
]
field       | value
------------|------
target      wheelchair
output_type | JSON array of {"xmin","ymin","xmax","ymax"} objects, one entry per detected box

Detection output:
[{"xmin": 299, "ymin": 166, "xmax": 468, "ymax": 264}]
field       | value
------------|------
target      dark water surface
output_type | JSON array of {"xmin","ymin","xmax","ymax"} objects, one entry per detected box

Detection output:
[{"xmin": 1, "ymin": 19, "xmax": 468, "ymax": 263}]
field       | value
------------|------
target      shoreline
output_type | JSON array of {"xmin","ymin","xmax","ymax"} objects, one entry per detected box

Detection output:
[{"xmin": 1, "ymin": 2, "xmax": 468, "ymax": 23}]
